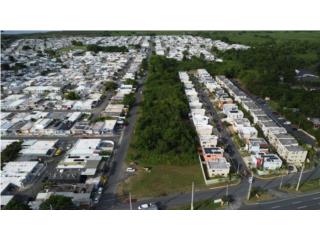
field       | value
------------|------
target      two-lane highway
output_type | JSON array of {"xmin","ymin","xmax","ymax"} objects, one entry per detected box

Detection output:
[{"xmin": 241, "ymin": 191, "xmax": 320, "ymax": 210}]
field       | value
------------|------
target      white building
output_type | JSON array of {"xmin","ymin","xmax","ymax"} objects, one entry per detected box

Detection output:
[
  {"xmin": 23, "ymin": 86, "xmax": 60, "ymax": 94},
  {"xmin": 199, "ymin": 135, "xmax": 218, "ymax": 148},
  {"xmin": 20, "ymin": 140, "xmax": 58, "ymax": 156},
  {"xmin": 206, "ymin": 158, "xmax": 230, "ymax": 177},
  {"xmin": 1, "ymin": 161, "xmax": 40, "ymax": 189}
]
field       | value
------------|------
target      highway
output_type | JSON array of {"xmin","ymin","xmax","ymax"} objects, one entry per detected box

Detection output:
[{"xmin": 241, "ymin": 191, "xmax": 320, "ymax": 210}]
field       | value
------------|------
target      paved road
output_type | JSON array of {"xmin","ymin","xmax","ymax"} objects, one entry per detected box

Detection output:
[
  {"xmin": 194, "ymin": 80, "xmax": 248, "ymax": 175},
  {"xmin": 95, "ymin": 70, "xmax": 147, "ymax": 210},
  {"xmin": 241, "ymin": 191, "xmax": 320, "ymax": 210}
]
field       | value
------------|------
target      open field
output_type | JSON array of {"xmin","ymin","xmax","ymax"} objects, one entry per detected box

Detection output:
[{"xmin": 118, "ymin": 164, "xmax": 206, "ymax": 199}]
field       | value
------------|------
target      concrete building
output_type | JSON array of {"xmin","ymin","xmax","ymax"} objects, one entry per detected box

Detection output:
[
  {"xmin": 202, "ymin": 147, "xmax": 224, "ymax": 161},
  {"xmin": 206, "ymin": 158, "xmax": 230, "ymax": 177}
]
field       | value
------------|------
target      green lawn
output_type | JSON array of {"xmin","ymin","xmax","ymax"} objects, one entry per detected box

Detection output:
[
  {"xmin": 118, "ymin": 164, "xmax": 206, "ymax": 199},
  {"xmin": 299, "ymin": 178, "xmax": 320, "ymax": 192}
]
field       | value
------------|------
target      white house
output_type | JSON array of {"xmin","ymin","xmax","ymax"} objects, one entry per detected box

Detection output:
[{"xmin": 206, "ymin": 158, "xmax": 230, "ymax": 177}]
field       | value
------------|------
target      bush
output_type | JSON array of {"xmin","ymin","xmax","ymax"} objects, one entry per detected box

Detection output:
[
  {"xmin": 1, "ymin": 141, "xmax": 22, "ymax": 168},
  {"xmin": 87, "ymin": 44, "xmax": 128, "ymax": 53},
  {"xmin": 123, "ymin": 93, "xmax": 135, "ymax": 108},
  {"xmin": 104, "ymin": 81, "xmax": 118, "ymax": 91},
  {"xmin": 39, "ymin": 195, "xmax": 76, "ymax": 210},
  {"xmin": 4, "ymin": 199, "xmax": 31, "ymax": 210},
  {"xmin": 64, "ymin": 91, "xmax": 81, "ymax": 100}
]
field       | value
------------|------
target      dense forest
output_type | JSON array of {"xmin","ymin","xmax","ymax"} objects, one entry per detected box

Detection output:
[
  {"xmin": 170, "ymin": 37, "xmax": 320, "ymax": 145},
  {"xmin": 129, "ymin": 55, "xmax": 198, "ymax": 165}
]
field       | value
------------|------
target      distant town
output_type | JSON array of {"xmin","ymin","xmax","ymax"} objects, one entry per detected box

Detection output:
[{"xmin": 1, "ymin": 32, "xmax": 320, "ymax": 210}]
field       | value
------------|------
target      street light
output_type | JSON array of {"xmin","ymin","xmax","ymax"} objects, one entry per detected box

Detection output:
[
  {"xmin": 296, "ymin": 164, "xmax": 305, "ymax": 191},
  {"xmin": 279, "ymin": 174, "xmax": 284, "ymax": 190},
  {"xmin": 129, "ymin": 192, "xmax": 132, "ymax": 210},
  {"xmin": 247, "ymin": 175, "xmax": 253, "ymax": 200},
  {"xmin": 191, "ymin": 181, "xmax": 194, "ymax": 210}
]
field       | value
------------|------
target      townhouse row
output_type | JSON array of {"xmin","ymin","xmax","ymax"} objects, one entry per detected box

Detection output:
[
  {"xmin": 216, "ymin": 75, "xmax": 307, "ymax": 167},
  {"xmin": 179, "ymin": 71, "xmax": 230, "ymax": 178}
]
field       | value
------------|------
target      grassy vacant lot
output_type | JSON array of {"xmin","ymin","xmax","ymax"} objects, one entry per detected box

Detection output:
[
  {"xmin": 282, "ymin": 178, "xmax": 320, "ymax": 193},
  {"xmin": 299, "ymin": 178, "xmax": 320, "ymax": 192},
  {"xmin": 118, "ymin": 164, "xmax": 206, "ymax": 199}
]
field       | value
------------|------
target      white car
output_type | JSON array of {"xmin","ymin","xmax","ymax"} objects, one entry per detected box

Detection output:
[
  {"xmin": 284, "ymin": 121, "xmax": 291, "ymax": 125},
  {"xmin": 138, "ymin": 203, "xmax": 158, "ymax": 210},
  {"xmin": 248, "ymin": 176, "xmax": 254, "ymax": 183},
  {"xmin": 98, "ymin": 187, "xmax": 103, "ymax": 194},
  {"xmin": 126, "ymin": 167, "xmax": 136, "ymax": 173}
]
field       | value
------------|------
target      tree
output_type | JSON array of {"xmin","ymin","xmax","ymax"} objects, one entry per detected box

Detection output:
[
  {"xmin": 124, "ymin": 79, "xmax": 137, "ymax": 87},
  {"xmin": 123, "ymin": 93, "xmax": 135, "ymax": 107},
  {"xmin": 39, "ymin": 195, "xmax": 76, "ymax": 210},
  {"xmin": 1, "ymin": 141, "xmax": 22, "ymax": 168},
  {"xmin": 104, "ymin": 81, "xmax": 118, "ymax": 91},
  {"xmin": 5, "ymin": 199, "xmax": 31, "ymax": 210},
  {"xmin": 64, "ymin": 91, "xmax": 81, "ymax": 100},
  {"xmin": 22, "ymin": 45, "xmax": 31, "ymax": 50},
  {"xmin": 71, "ymin": 40, "xmax": 83, "ymax": 46},
  {"xmin": 86, "ymin": 44, "xmax": 128, "ymax": 53}
]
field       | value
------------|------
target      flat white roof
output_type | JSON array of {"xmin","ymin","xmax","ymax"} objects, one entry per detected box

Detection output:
[
  {"xmin": 1, "ymin": 161, "xmax": 39, "ymax": 188},
  {"xmin": 69, "ymin": 139, "xmax": 101, "ymax": 156},
  {"xmin": 206, "ymin": 158, "xmax": 230, "ymax": 169},
  {"xmin": 0, "ymin": 195, "xmax": 14, "ymax": 206},
  {"xmin": 105, "ymin": 104, "xmax": 124, "ymax": 112},
  {"xmin": 20, "ymin": 140, "xmax": 57, "ymax": 156},
  {"xmin": 104, "ymin": 120, "xmax": 117, "ymax": 130}
]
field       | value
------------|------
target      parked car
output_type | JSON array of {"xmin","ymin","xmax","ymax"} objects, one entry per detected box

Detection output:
[
  {"xmin": 98, "ymin": 187, "xmax": 103, "ymax": 194},
  {"xmin": 138, "ymin": 203, "xmax": 158, "ymax": 210},
  {"xmin": 288, "ymin": 165, "xmax": 297, "ymax": 174},
  {"xmin": 126, "ymin": 167, "xmax": 136, "ymax": 173}
]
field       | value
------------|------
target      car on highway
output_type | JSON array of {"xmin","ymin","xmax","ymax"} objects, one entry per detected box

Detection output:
[
  {"xmin": 54, "ymin": 148, "xmax": 62, "ymax": 156},
  {"xmin": 94, "ymin": 196, "xmax": 100, "ymax": 204},
  {"xmin": 288, "ymin": 165, "xmax": 298, "ymax": 174},
  {"xmin": 137, "ymin": 203, "xmax": 158, "ymax": 210},
  {"xmin": 126, "ymin": 167, "xmax": 136, "ymax": 173},
  {"xmin": 248, "ymin": 176, "xmax": 254, "ymax": 183}
]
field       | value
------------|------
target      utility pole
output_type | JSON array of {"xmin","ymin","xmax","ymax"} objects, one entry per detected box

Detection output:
[
  {"xmin": 279, "ymin": 175, "xmax": 284, "ymax": 190},
  {"xmin": 191, "ymin": 181, "xmax": 194, "ymax": 210},
  {"xmin": 129, "ymin": 192, "xmax": 132, "ymax": 210},
  {"xmin": 226, "ymin": 183, "xmax": 229, "ymax": 197},
  {"xmin": 247, "ymin": 176, "xmax": 253, "ymax": 200},
  {"xmin": 296, "ymin": 164, "xmax": 305, "ymax": 191}
]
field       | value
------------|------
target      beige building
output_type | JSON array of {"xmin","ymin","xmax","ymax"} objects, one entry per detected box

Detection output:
[{"xmin": 206, "ymin": 158, "xmax": 230, "ymax": 177}]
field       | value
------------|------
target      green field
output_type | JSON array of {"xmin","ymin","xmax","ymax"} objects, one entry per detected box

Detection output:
[{"xmin": 118, "ymin": 164, "xmax": 206, "ymax": 199}]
